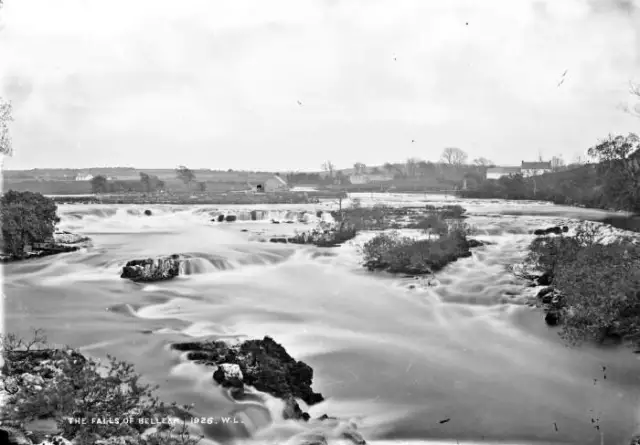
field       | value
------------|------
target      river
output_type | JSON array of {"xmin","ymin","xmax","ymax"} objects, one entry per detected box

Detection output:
[{"xmin": 3, "ymin": 193, "xmax": 640, "ymax": 445}]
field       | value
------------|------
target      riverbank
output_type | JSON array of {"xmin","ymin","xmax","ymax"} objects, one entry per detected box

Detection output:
[{"xmin": 518, "ymin": 222, "xmax": 640, "ymax": 351}]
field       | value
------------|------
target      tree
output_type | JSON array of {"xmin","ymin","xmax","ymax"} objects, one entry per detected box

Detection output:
[
  {"xmin": 176, "ymin": 165, "xmax": 196, "ymax": 189},
  {"xmin": 322, "ymin": 161, "xmax": 335, "ymax": 178},
  {"xmin": 0, "ymin": 97, "xmax": 13, "ymax": 158},
  {"xmin": 197, "ymin": 181, "xmax": 207, "ymax": 192},
  {"xmin": 0, "ymin": 191, "xmax": 60, "ymax": 257},
  {"xmin": 405, "ymin": 158, "xmax": 421, "ymax": 178},
  {"xmin": 139, "ymin": 172, "xmax": 151, "ymax": 192},
  {"xmin": 588, "ymin": 133, "xmax": 640, "ymax": 212},
  {"xmin": 551, "ymin": 155, "xmax": 566, "ymax": 172},
  {"xmin": 353, "ymin": 162, "xmax": 366, "ymax": 174},
  {"xmin": 441, "ymin": 147, "xmax": 468, "ymax": 166},
  {"xmin": 383, "ymin": 162, "xmax": 395, "ymax": 174},
  {"xmin": 473, "ymin": 157, "xmax": 493, "ymax": 167},
  {"xmin": 90, "ymin": 175, "xmax": 109, "ymax": 194}
]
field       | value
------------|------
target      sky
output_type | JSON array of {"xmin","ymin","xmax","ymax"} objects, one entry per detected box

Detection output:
[{"xmin": 0, "ymin": 0, "xmax": 639, "ymax": 171}]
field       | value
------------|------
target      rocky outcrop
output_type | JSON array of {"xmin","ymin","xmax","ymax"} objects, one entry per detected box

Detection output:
[
  {"xmin": 287, "ymin": 224, "xmax": 357, "ymax": 248},
  {"xmin": 533, "ymin": 226, "xmax": 569, "ymax": 236},
  {"xmin": 120, "ymin": 255, "xmax": 181, "ymax": 282},
  {"xmin": 535, "ymin": 286, "xmax": 567, "ymax": 326},
  {"xmin": 144, "ymin": 209, "xmax": 152, "ymax": 216},
  {"xmin": 172, "ymin": 336, "xmax": 324, "ymax": 420}
]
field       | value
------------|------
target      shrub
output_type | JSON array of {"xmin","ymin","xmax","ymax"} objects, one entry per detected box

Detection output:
[
  {"xmin": 523, "ymin": 227, "xmax": 640, "ymax": 348},
  {"xmin": 0, "ymin": 330, "xmax": 202, "ymax": 445},
  {"xmin": 0, "ymin": 191, "xmax": 60, "ymax": 257},
  {"xmin": 361, "ymin": 217, "xmax": 474, "ymax": 274}
]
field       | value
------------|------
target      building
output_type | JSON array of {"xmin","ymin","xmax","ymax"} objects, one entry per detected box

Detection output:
[
  {"xmin": 485, "ymin": 167, "xmax": 522, "ymax": 180},
  {"xmin": 252, "ymin": 175, "xmax": 289, "ymax": 193},
  {"xmin": 348, "ymin": 173, "xmax": 394, "ymax": 185},
  {"xmin": 349, "ymin": 175, "xmax": 369, "ymax": 185},
  {"xmin": 521, "ymin": 161, "xmax": 552, "ymax": 177},
  {"xmin": 75, "ymin": 173, "xmax": 94, "ymax": 181}
]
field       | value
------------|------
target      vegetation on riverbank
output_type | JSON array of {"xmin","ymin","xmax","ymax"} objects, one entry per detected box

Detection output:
[
  {"xmin": 520, "ymin": 227, "xmax": 640, "ymax": 349},
  {"xmin": 0, "ymin": 191, "xmax": 90, "ymax": 262},
  {"xmin": 461, "ymin": 133, "xmax": 640, "ymax": 213},
  {"xmin": 0, "ymin": 191, "xmax": 60, "ymax": 258},
  {"xmin": 0, "ymin": 331, "xmax": 202, "ymax": 445}
]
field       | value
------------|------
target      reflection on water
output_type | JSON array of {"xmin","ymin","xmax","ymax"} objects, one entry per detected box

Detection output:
[{"xmin": 3, "ymin": 194, "xmax": 640, "ymax": 445}]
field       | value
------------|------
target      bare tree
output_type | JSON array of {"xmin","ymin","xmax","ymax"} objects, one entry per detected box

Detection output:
[
  {"xmin": 440, "ymin": 147, "xmax": 468, "ymax": 166},
  {"xmin": 322, "ymin": 160, "xmax": 335, "ymax": 178},
  {"xmin": 0, "ymin": 97, "xmax": 13, "ymax": 159},
  {"xmin": 353, "ymin": 162, "xmax": 366, "ymax": 174},
  {"xmin": 383, "ymin": 162, "xmax": 395, "ymax": 174},
  {"xmin": 473, "ymin": 157, "xmax": 493, "ymax": 167}
]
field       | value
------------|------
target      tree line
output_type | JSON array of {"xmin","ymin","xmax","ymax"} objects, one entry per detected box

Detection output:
[{"xmin": 90, "ymin": 166, "xmax": 207, "ymax": 194}]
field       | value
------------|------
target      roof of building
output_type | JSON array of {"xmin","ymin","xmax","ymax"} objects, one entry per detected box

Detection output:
[
  {"xmin": 521, "ymin": 161, "xmax": 552, "ymax": 169},
  {"xmin": 486, "ymin": 167, "xmax": 522, "ymax": 174},
  {"xmin": 268, "ymin": 175, "xmax": 288, "ymax": 186}
]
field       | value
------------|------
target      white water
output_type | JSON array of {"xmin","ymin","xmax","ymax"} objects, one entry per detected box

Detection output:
[{"xmin": 3, "ymin": 193, "xmax": 640, "ymax": 445}]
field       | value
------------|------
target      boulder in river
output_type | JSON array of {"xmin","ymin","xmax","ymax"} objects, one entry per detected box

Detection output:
[
  {"xmin": 225, "ymin": 215, "xmax": 237, "ymax": 222},
  {"xmin": 120, "ymin": 255, "xmax": 181, "ymax": 282},
  {"xmin": 533, "ymin": 226, "xmax": 568, "ymax": 236},
  {"xmin": 172, "ymin": 336, "xmax": 324, "ymax": 420},
  {"xmin": 217, "ymin": 214, "xmax": 225, "ymax": 222},
  {"xmin": 144, "ymin": 209, "xmax": 152, "ymax": 216}
]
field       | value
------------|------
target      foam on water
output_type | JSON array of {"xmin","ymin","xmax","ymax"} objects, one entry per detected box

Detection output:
[{"xmin": 4, "ymin": 195, "xmax": 640, "ymax": 445}]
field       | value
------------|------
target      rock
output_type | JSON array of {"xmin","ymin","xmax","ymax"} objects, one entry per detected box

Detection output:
[
  {"xmin": 537, "ymin": 287, "xmax": 554, "ymax": 300},
  {"xmin": 269, "ymin": 238, "xmax": 288, "ymax": 244},
  {"xmin": 144, "ymin": 209, "xmax": 152, "ymax": 216},
  {"xmin": 272, "ymin": 220, "xmax": 280, "ymax": 224},
  {"xmin": 536, "ymin": 271, "xmax": 554, "ymax": 286},
  {"xmin": 629, "ymin": 434, "xmax": 640, "ymax": 445},
  {"xmin": 241, "ymin": 229, "xmax": 248, "ymax": 232},
  {"xmin": 120, "ymin": 255, "xmax": 181, "ymax": 282},
  {"xmin": 217, "ymin": 215, "xmax": 225, "ymax": 222},
  {"xmin": 282, "ymin": 396, "xmax": 310, "ymax": 421},
  {"xmin": 316, "ymin": 211, "xmax": 323, "ymax": 218},
  {"xmin": 545, "ymin": 310, "xmax": 561, "ymax": 326},
  {"xmin": 342, "ymin": 430, "xmax": 367, "ymax": 445},
  {"xmin": 213, "ymin": 363, "xmax": 244, "ymax": 390},
  {"xmin": 52, "ymin": 231, "xmax": 90, "ymax": 245},
  {"xmin": 0, "ymin": 427, "xmax": 32, "ymax": 445},
  {"xmin": 172, "ymin": 336, "xmax": 324, "ymax": 408},
  {"xmin": 225, "ymin": 215, "xmax": 237, "ymax": 222},
  {"xmin": 534, "ymin": 226, "xmax": 565, "ymax": 236},
  {"xmin": 466, "ymin": 239, "xmax": 485, "ymax": 248},
  {"xmin": 37, "ymin": 436, "xmax": 73, "ymax": 445}
]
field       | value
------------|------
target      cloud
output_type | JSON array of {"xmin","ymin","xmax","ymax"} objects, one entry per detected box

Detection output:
[{"xmin": 0, "ymin": 0, "xmax": 638, "ymax": 170}]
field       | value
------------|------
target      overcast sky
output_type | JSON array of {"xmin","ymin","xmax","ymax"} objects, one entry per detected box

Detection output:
[{"xmin": 0, "ymin": 0, "xmax": 639, "ymax": 171}]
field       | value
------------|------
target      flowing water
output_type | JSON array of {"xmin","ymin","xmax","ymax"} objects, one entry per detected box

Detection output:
[{"xmin": 2, "ymin": 193, "xmax": 640, "ymax": 445}]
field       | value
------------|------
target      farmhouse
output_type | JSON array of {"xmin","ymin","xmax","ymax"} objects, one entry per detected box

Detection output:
[
  {"xmin": 521, "ymin": 161, "xmax": 552, "ymax": 177},
  {"xmin": 485, "ymin": 167, "xmax": 521, "ymax": 180},
  {"xmin": 75, "ymin": 173, "xmax": 94, "ymax": 181},
  {"xmin": 253, "ymin": 175, "xmax": 289, "ymax": 193},
  {"xmin": 348, "ymin": 173, "xmax": 394, "ymax": 184}
]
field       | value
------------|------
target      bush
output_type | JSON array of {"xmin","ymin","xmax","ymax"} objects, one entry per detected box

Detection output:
[
  {"xmin": 0, "ymin": 330, "xmax": 202, "ymax": 445},
  {"xmin": 361, "ymin": 217, "xmax": 474, "ymax": 274},
  {"xmin": 523, "ymin": 228, "xmax": 640, "ymax": 348},
  {"xmin": 0, "ymin": 191, "xmax": 60, "ymax": 258}
]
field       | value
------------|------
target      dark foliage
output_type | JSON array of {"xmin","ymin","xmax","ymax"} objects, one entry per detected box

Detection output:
[{"xmin": 0, "ymin": 191, "xmax": 60, "ymax": 257}]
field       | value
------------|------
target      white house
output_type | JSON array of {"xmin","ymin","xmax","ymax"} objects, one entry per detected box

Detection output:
[
  {"xmin": 349, "ymin": 175, "xmax": 369, "ymax": 185},
  {"xmin": 75, "ymin": 173, "xmax": 94, "ymax": 181},
  {"xmin": 349, "ymin": 174, "xmax": 393, "ymax": 185},
  {"xmin": 262, "ymin": 175, "xmax": 289, "ymax": 192},
  {"xmin": 485, "ymin": 167, "xmax": 521, "ymax": 180},
  {"xmin": 520, "ymin": 161, "xmax": 552, "ymax": 177}
]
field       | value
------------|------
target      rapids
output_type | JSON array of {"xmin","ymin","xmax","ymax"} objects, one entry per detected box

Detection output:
[{"xmin": 2, "ymin": 193, "xmax": 639, "ymax": 445}]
